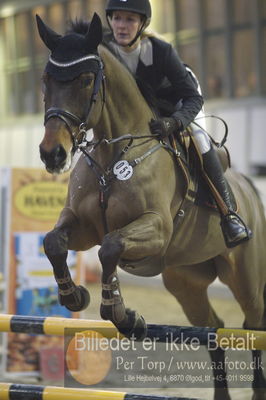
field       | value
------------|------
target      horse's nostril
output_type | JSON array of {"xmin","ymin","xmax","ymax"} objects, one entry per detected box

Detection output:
[
  {"xmin": 39, "ymin": 145, "xmax": 67, "ymax": 170},
  {"xmin": 54, "ymin": 145, "xmax": 67, "ymax": 163}
]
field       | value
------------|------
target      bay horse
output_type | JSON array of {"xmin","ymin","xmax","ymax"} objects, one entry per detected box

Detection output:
[{"xmin": 36, "ymin": 13, "xmax": 266, "ymax": 400}]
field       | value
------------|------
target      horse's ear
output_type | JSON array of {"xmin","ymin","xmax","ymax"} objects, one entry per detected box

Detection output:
[
  {"xmin": 85, "ymin": 13, "xmax": 103, "ymax": 51},
  {"xmin": 36, "ymin": 14, "xmax": 62, "ymax": 51}
]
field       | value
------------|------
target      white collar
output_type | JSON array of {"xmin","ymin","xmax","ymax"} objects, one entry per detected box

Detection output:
[
  {"xmin": 110, "ymin": 37, "xmax": 153, "ymax": 67},
  {"xmin": 139, "ymin": 37, "xmax": 153, "ymax": 66}
]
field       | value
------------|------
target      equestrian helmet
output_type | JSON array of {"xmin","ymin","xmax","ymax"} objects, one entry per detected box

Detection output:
[{"xmin": 106, "ymin": 0, "xmax": 152, "ymax": 28}]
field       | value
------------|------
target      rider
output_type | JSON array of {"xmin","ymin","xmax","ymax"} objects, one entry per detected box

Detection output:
[{"xmin": 104, "ymin": 0, "xmax": 252, "ymax": 248}]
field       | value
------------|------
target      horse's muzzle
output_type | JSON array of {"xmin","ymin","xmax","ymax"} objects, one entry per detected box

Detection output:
[{"xmin": 39, "ymin": 144, "xmax": 68, "ymax": 173}]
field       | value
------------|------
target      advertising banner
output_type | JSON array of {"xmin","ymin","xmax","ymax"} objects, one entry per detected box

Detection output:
[{"xmin": 0, "ymin": 167, "xmax": 80, "ymax": 378}]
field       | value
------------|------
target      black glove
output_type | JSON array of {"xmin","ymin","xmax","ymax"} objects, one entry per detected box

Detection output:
[{"xmin": 149, "ymin": 117, "xmax": 182, "ymax": 138}]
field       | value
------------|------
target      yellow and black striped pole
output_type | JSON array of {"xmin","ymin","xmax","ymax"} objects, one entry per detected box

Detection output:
[
  {"xmin": 0, "ymin": 383, "xmax": 197, "ymax": 400},
  {"xmin": 1, "ymin": 314, "xmax": 266, "ymax": 350},
  {"xmin": 0, "ymin": 314, "xmax": 119, "ymax": 337}
]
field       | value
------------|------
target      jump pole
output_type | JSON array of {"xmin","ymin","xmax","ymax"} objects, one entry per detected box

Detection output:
[
  {"xmin": 1, "ymin": 314, "xmax": 266, "ymax": 350},
  {"xmin": 0, "ymin": 383, "xmax": 198, "ymax": 400}
]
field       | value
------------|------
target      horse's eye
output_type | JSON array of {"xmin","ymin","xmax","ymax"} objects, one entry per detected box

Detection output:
[{"xmin": 81, "ymin": 76, "xmax": 93, "ymax": 88}]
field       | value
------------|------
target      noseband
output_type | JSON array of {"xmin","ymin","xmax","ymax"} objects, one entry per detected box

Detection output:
[{"xmin": 44, "ymin": 54, "xmax": 105, "ymax": 151}]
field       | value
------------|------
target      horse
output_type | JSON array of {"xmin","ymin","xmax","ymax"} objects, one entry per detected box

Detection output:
[{"xmin": 36, "ymin": 13, "xmax": 266, "ymax": 400}]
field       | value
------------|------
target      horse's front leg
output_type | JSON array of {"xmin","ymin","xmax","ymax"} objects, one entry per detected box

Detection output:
[
  {"xmin": 98, "ymin": 212, "xmax": 170, "ymax": 340},
  {"xmin": 43, "ymin": 210, "xmax": 90, "ymax": 312}
]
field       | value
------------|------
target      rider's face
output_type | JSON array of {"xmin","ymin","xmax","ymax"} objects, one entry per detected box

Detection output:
[{"xmin": 110, "ymin": 10, "xmax": 142, "ymax": 50}]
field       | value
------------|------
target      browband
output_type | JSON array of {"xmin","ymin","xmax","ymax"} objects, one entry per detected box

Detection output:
[{"xmin": 49, "ymin": 54, "xmax": 103, "ymax": 68}]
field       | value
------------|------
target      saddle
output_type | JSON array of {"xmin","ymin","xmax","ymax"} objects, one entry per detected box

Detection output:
[{"xmin": 168, "ymin": 128, "xmax": 234, "ymax": 212}]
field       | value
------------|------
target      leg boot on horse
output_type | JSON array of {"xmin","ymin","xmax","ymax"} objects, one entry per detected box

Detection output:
[{"xmin": 43, "ymin": 227, "xmax": 90, "ymax": 311}]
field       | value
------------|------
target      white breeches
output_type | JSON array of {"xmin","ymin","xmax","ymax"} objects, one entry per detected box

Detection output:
[
  {"xmin": 192, "ymin": 109, "xmax": 211, "ymax": 154},
  {"xmin": 185, "ymin": 66, "xmax": 211, "ymax": 155}
]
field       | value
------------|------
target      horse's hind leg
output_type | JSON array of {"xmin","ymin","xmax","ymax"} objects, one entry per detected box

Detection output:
[
  {"xmin": 252, "ymin": 285, "xmax": 266, "ymax": 397},
  {"xmin": 251, "ymin": 350, "xmax": 266, "ymax": 400},
  {"xmin": 43, "ymin": 211, "xmax": 90, "ymax": 312},
  {"xmin": 244, "ymin": 285, "xmax": 266, "ymax": 400},
  {"xmin": 162, "ymin": 262, "xmax": 231, "ymax": 400},
  {"xmin": 217, "ymin": 251, "xmax": 266, "ymax": 400},
  {"xmin": 244, "ymin": 288, "xmax": 266, "ymax": 400}
]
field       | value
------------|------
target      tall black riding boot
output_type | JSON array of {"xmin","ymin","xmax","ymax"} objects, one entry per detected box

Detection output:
[{"xmin": 202, "ymin": 147, "xmax": 252, "ymax": 248}]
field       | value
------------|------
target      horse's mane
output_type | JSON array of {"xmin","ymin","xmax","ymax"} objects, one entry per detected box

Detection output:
[
  {"xmin": 66, "ymin": 19, "xmax": 89, "ymax": 35},
  {"xmin": 66, "ymin": 18, "xmax": 110, "ymax": 36}
]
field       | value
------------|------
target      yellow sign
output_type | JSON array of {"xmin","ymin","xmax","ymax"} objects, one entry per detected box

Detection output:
[{"xmin": 14, "ymin": 181, "xmax": 67, "ymax": 222}]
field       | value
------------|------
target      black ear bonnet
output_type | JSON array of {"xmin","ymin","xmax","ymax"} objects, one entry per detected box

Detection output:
[
  {"xmin": 36, "ymin": 13, "xmax": 103, "ymax": 82},
  {"xmin": 45, "ymin": 35, "xmax": 101, "ymax": 81}
]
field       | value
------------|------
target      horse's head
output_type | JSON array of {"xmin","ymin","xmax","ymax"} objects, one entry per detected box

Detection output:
[{"xmin": 36, "ymin": 13, "xmax": 104, "ymax": 173}]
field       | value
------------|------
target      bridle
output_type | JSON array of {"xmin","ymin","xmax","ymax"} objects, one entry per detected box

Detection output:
[{"xmin": 44, "ymin": 54, "xmax": 105, "ymax": 152}]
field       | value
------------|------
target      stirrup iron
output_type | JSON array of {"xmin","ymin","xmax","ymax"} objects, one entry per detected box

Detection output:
[{"xmin": 220, "ymin": 211, "xmax": 252, "ymax": 248}]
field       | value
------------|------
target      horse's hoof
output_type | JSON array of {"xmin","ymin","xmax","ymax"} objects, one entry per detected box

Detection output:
[
  {"xmin": 214, "ymin": 388, "xmax": 231, "ymax": 400},
  {"xmin": 118, "ymin": 309, "xmax": 147, "ymax": 341},
  {"xmin": 60, "ymin": 285, "xmax": 90, "ymax": 312},
  {"xmin": 252, "ymin": 389, "xmax": 266, "ymax": 400}
]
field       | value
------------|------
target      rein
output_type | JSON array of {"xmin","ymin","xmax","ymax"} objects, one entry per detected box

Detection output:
[
  {"xmin": 192, "ymin": 115, "xmax": 229, "ymax": 148},
  {"xmin": 44, "ymin": 54, "xmax": 105, "ymax": 152}
]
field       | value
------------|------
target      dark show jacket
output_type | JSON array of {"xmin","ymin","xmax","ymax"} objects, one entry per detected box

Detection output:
[{"xmin": 103, "ymin": 33, "xmax": 204, "ymax": 129}]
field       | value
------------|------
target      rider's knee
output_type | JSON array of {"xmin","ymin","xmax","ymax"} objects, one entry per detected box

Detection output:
[{"xmin": 191, "ymin": 126, "xmax": 211, "ymax": 154}]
